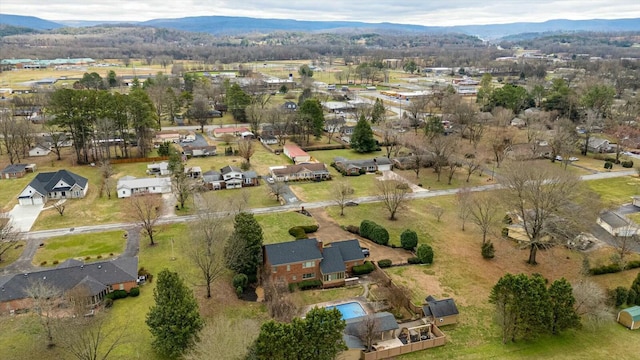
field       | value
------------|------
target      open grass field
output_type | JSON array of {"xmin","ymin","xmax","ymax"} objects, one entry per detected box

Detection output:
[
  {"xmin": 585, "ymin": 175, "xmax": 640, "ymax": 206},
  {"xmin": 256, "ymin": 211, "xmax": 318, "ymax": 244},
  {"xmin": 0, "ymin": 240, "xmax": 26, "ymax": 269},
  {"xmin": 32, "ymin": 230, "xmax": 127, "ymax": 265}
]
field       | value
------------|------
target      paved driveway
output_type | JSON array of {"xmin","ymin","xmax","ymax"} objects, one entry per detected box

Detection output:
[{"xmin": 8, "ymin": 203, "xmax": 43, "ymax": 232}]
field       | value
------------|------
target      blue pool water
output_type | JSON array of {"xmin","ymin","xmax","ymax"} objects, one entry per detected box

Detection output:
[{"xmin": 326, "ymin": 301, "xmax": 367, "ymax": 320}]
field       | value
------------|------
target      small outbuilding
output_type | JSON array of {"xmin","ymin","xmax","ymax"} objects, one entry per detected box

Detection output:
[
  {"xmin": 617, "ymin": 306, "xmax": 640, "ymax": 330},
  {"xmin": 422, "ymin": 295, "xmax": 459, "ymax": 326}
]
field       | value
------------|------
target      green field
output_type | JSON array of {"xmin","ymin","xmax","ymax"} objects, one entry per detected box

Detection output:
[
  {"xmin": 32, "ymin": 230, "xmax": 127, "ymax": 265},
  {"xmin": 256, "ymin": 211, "xmax": 318, "ymax": 244},
  {"xmin": 586, "ymin": 175, "xmax": 640, "ymax": 206}
]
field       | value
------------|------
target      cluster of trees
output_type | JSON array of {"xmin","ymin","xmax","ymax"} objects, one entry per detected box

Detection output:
[
  {"xmin": 490, "ymin": 274, "xmax": 580, "ymax": 343},
  {"xmin": 224, "ymin": 212, "xmax": 264, "ymax": 284},
  {"xmin": 611, "ymin": 272, "xmax": 640, "ymax": 307}
]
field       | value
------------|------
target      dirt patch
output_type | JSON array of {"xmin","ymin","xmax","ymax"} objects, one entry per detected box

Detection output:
[{"xmin": 308, "ymin": 208, "xmax": 412, "ymax": 264}]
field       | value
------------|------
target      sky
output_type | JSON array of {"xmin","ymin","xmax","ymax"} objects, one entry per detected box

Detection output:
[{"xmin": 2, "ymin": 0, "xmax": 640, "ymax": 26}]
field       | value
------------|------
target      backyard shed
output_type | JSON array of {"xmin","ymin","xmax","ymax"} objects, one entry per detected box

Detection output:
[{"xmin": 617, "ymin": 306, "xmax": 640, "ymax": 330}]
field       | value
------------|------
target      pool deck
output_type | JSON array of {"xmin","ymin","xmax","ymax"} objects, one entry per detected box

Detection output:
[{"xmin": 302, "ymin": 296, "xmax": 374, "ymax": 318}]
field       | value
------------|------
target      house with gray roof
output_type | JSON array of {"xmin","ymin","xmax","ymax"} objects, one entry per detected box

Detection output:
[
  {"xmin": 1, "ymin": 163, "xmax": 35, "ymax": 179},
  {"xmin": 201, "ymin": 166, "xmax": 260, "ymax": 190},
  {"xmin": 334, "ymin": 157, "xmax": 393, "ymax": 175},
  {"xmin": 269, "ymin": 163, "xmax": 331, "ymax": 182},
  {"xmin": 17, "ymin": 169, "xmax": 88, "ymax": 205},
  {"xmin": 263, "ymin": 238, "xmax": 364, "ymax": 288},
  {"xmin": 116, "ymin": 176, "xmax": 171, "ymax": 198},
  {"xmin": 422, "ymin": 295, "xmax": 459, "ymax": 326},
  {"xmin": 0, "ymin": 257, "xmax": 138, "ymax": 315},
  {"xmin": 587, "ymin": 137, "xmax": 612, "ymax": 153},
  {"xmin": 597, "ymin": 211, "xmax": 638, "ymax": 237}
]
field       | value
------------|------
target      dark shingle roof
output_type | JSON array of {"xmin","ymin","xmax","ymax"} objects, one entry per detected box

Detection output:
[
  {"xmin": 345, "ymin": 312, "xmax": 399, "ymax": 337},
  {"xmin": 0, "ymin": 257, "xmax": 138, "ymax": 302},
  {"xmin": 343, "ymin": 334, "xmax": 365, "ymax": 349},
  {"xmin": 1, "ymin": 163, "xmax": 27, "ymax": 174},
  {"xmin": 599, "ymin": 211, "xmax": 631, "ymax": 229},
  {"xmin": 264, "ymin": 238, "xmax": 322, "ymax": 266},
  {"xmin": 22, "ymin": 170, "xmax": 88, "ymax": 197},
  {"xmin": 329, "ymin": 239, "xmax": 364, "ymax": 262},
  {"xmin": 221, "ymin": 165, "xmax": 242, "ymax": 174},
  {"xmin": 423, "ymin": 296, "xmax": 459, "ymax": 318},
  {"xmin": 320, "ymin": 246, "xmax": 346, "ymax": 274}
]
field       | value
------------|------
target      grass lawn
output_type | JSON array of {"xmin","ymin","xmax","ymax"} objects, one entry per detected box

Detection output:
[
  {"xmin": 290, "ymin": 174, "xmax": 379, "ymax": 202},
  {"xmin": 256, "ymin": 211, "xmax": 318, "ymax": 244},
  {"xmin": 32, "ymin": 230, "xmax": 127, "ymax": 266},
  {"xmin": 0, "ymin": 240, "xmax": 26, "ymax": 268},
  {"xmin": 395, "ymin": 167, "xmax": 495, "ymax": 190},
  {"xmin": 0, "ymin": 175, "xmax": 35, "ymax": 211},
  {"xmin": 200, "ymin": 186, "xmax": 281, "ymax": 209},
  {"xmin": 292, "ymin": 286, "xmax": 364, "ymax": 307},
  {"xmin": 585, "ymin": 175, "xmax": 640, "ymax": 206}
]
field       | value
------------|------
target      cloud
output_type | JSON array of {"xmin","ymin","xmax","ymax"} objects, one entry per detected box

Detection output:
[{"xmin": 1, "ymin": 0, "xmax": 639, "ymax": 26}]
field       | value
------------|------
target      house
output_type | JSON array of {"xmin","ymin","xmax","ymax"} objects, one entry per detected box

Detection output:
[
  {"xmin": 283, "ymin": 144, "xmax": 311, "ymax": 164},
  {"xmin": 221, "ymin": 165, "xmax": 243, "ymax": 189},
  {"xmin": 182, "ymin": 145, "xmax": 217, "ymax": 157},
  {"xmin": 587, "ymin": 137, "xmax": 612, "ymax": 153},
  {"xmin": 324, "ymin": 117, "xmax": 346, "ymax": 133},
  {"xmin": 116, "ymin": 176, "xmax": 171, "ymax": 198},
  {"xmin": 0, "ymin": 257, "xmax": 138, "ymax": 315},
  {"xmin": 213, "ymin": 127, "xmax": 249, "ymax": 138},
  {"xmin": 341, "ymin": 126, "xmax": 356, "ymax": 136},
  {"xmin": 283, "ymin": 101, "xmax": 297, "ymax": 111},
  {"xmin": 422, "ymin": 296, "xmax": 460, "ymax": 326},
  {"xmin": 41, "ymin": 133, "xmax": 72, "ymax": 148},
  {"xmin": 202, "ymin": 170, "xmax": 224, "ymax": 190},
  {"xmin": 260, "ymin": 136, "xmax": 278, "ymax": 145},
  {"xmin": 263, "ymin": 238, "xmax": 364, "ymax": 288},
  {"xmin": 270, "ymin": 163, "xmax": 331, "ymax": 182},
  {"xmin": 617, "ymin": 306, "xmax": 640, "ymax": 330},
  {"xmin": 28, "ymin": 144, "xmax": 51, "ymax": 157},
  {"xmin": 183, "ymin": 132, "xmax": 197, "ymax": 143},
  {"xmin": 240, "ymin": 131, "xmax": 255, "ymax": 139},
  {"xmin": 147, "ymin": 162, "xmax": 171, "ymax": 176},
  {"xmin": 334, "ymin": 157, "xmax": 393, "ymax": 175},
  {"xmin": 154, "ymin": 131, "xmax": 181, "ymax": 144},
  {"xmin": 505, "ymin": 143, "xmax": 552, "ymax": 161},
  {"xmin": 1, "ymin": 163, "xmax": 35, "ymax": 179},
  {"xmin": 185, "ymin": 166, "xmax": 202, "ymax": 179},
  {"xmin": 242, "ymin": 171, "xmax": 259, "ymax": 187},
  {"xmin": 17, "ymin": 170, "xmax": 88, "ymax": 205},
  {"xmin": 597, "ymin": 211, "xmax": 638, "ymax": 237}
]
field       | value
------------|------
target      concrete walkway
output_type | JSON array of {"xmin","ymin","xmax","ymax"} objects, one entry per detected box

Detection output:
[{"xmin": 8, "ymin": 203, "xmax": 44, "ymax": 232}]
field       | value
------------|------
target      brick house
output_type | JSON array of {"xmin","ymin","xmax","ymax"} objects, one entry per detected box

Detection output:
[
  {"xmin": 263, "ymin": 238, "xmax": 364, "ymax": 288},
  {"xmin": 0, "ymin": 257, "xmax": 138, "ymax": 315},
  {"xmin": 1, "ymin": 163, "xmax": 35, "ymax": 179}
]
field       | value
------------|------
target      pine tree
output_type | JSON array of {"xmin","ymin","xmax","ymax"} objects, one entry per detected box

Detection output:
[
  {"xmin": 371, "ymin": 98, "xmax": 385, "ymax": 124},
  {"xmin": 146, "ymin": 270, "xmax": 203, "ymax": 358},
  {"xmin": 224, "ymin": 212, "xmax": 264, "ymax": 281},
  {"xmin": 350, "ymin": 115, "xmax": 377, "ymax": 153},
  {"xmin": 548, "ymin": 278, "xmax": 580, "ymax": 334}
]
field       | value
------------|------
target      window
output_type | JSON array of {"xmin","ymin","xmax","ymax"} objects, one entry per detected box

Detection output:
[
  {"xmin": 119, "ymin": 284, "xmax": 124, "ymax": 290},
  {"xmin": 272, "ymin": 266, "xmax": 277, "ymax": 273},
  {"xmin": 302, "ymin": 273, "xmax": 315, "ymax": 279},
  {"xmin": 286, "ymin": 265, "xmax": 291, "ymax": 272},
  {"xmin": 302, "ymin": 261, "xmax": 315, "ymax": 269},
  {"xmin": 292, "ymin": 275, "xmax": 297, "ymax": 281},
  {"xmin": 323, "ymin": 272, "xmax": 345, "ymax": 282}
]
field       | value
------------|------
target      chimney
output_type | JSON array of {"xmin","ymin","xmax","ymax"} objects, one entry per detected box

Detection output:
[{"xmin": 316, "ymin": 239, "xmax": 324, "ymax": 253}]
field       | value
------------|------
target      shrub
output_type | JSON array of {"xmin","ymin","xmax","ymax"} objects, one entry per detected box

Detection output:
[
  {"xmin": 352, "ymin": 261, "xmax": 375, "ymax": 275},
  {"xmin": 378, "ymin": 259, "xmax": 392, "ymax": 268},
  {"xmin": 129, "ymin": 287, "xmax": 140, "ymax": 297},
  {"xmin": 85, "ymin": 256, "xmax": 91, "ymax": 260},
  {"xmin": 288, "ymin": 227, "xmax": 307, "ymax": 239},
  {"xmin": 346, "ymin": 225, "xmax": 360, "ymax": 235},
  {"xmin": 501, "ymin": 228, "xmax": 509, "ymax": 237},
  {"xmin": 111, "ymin": 290, "xmax": 128, "ymax": 299},
  {"xmin": 503, "ymin": 215, "xmax": 512, "ymax": 225},
  {"xmin": 296, "ymin": 279, "xmax": 322, "ymax": 290},
  {"xmin": 400, "ymin": 229, "xmax": 418, "ymax": 250},
  {"xmin": 589, "ymin": 263, "xmax": 622, "ymax": 275},
  {"xmin": 625, "ymin": 260, "xmax": 640, "ymax": 270},
  {"xmin": 104, "ymin": 298, "xmax": 114, "ymax": 308},
  {"xmin": 621, "ymin": 160, "xmax": 634, "ymax": 168},
  {"xmin": 52, "ymin": 260, "xmax": 59, "ymax": 265},
  {"xmin": 481, "ymin": 241, "xmax": 495, "ymax": 259},
  {"xmin": 233, "ymin": 274, "xmax": 249, "ymax": 290},
  {"xmin": 359, "ymin": 220, "xmax": 389, "ymax": 245},
  {"xmin": 300, "ymin": 225, "xmax": 319, "ymax": 233},
  {"xmin": 40, "ymin": 261, "xmax": 47, "ymax": 266},
  {"xmin": 408, "ymin": 257, "xmax": 421, "ymax": 264},
  {"xmin": 604, "ymin": 161, "xmax": 613, "ymax": 170},
  {"xmin": 97, "ymin": 255, "xmax": 102, "ymax": 259},
  {"xmin": 416, "ymin": 244, "xmax": 434, "ymax": 265},
  {"xmin": 612, "ymin": 287, "xmax": 628, "ymax": 307},
  {"xmin": 236, "ymin": 286, "xmax": 244, "ymax": 298},
  {"xmin": 627, "ymin": 289, "xmax": 638, "ymax": 306}
]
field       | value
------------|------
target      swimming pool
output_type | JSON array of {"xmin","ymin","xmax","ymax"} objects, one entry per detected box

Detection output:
[{"xmin": 326, "ymin": 301, "xmax": 367, "ymax": 320}]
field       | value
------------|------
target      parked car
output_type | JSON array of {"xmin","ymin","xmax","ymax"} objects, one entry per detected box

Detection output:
[
  {"xmin": 266, "ymin": 177, "xmax": 275, "ymax": 184},
  {"xmin": 345, "ymin": 201, "xmax": 359, "ymax": 206},
  {"xmin": 361, "ymin": 247, "xmax": 370, "ymax": 257}
]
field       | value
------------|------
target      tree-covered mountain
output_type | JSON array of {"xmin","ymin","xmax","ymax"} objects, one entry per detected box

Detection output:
[{"xmin": 1, "ymin": 13, "xmax": 638, "ymax": 38}]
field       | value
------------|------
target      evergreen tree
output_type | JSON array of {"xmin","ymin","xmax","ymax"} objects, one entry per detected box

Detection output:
[
  {"xmin": 299, "ymin": 98, "xmax": 324, "ymax": 141},
  {"xmin": 416, "ymin": 244, "xmax": 434, "ymax": 264},
  {"xmin": 350, "ymin": 115, "xmax": 377, "ymax": 153},
  {"xmin": 371, "ymin": 98, "xmax": 385, "ymax": 124},
  {"xmin": 400, "ymin": 229, "xmax": 418, "ymax": 250},
  {"xmin": 224, "ymin": 212, "xmax": 264, "ymax": 280},
  {"xmin": 548, "ymin": 278, "xmax": 580, "ymax": 334},
  {"xmin": 146, "ymin": 270, "xmax": 203, "ymax": 358}
]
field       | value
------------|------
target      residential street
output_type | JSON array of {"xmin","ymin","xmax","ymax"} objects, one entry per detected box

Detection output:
[{"xmin": 2, "ymin": 169, "xmax": 637, "ymax": 276}]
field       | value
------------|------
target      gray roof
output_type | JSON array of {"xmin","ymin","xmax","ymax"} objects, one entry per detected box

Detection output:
[
  {"xmin": 221, "ymin": 165, "xmax": 242, "ymax": 175},
  {"xmin": 264, "ymin": 238, "xmax": 323, "ymax": 266},
  {"xmin": 203, "ymin": 170, "xmax": 222, "ymax": 182},
  {"xmin": 345, "ymin": 312, "xmax": 399, "ymax": 337},
  {"xmin": 343, "ymin": 334, "xmax": 365, "ymax": 349},
  {"xmin": 21, "ymin": 170, "xmax": 88, "ymax": 197},
  {"xmin": 243, "ymin": 171, "xmax": 258, "ymax": 179},
  {"xmin": 599, "ymin": 211, "xmax": 631, "ymax": 229},
  {"xmin": 320, "ymin": 246, "xmax": 346, "ymax": 274},
  {"xmin": 1, "ymin": 163, "xmax": 27, "ymax": 174},
  {"xmin": 329, "ymin": 239, "xmax": 365, "ymax": 262},
  {"xmin": 334, "ymin": 157, "xmax": 392, "ymax": 169},
  {"xmin": 0, "ymin": 257, "xmax": 138, "ymax": 302},
  {"xmin": 423, "ymin": 296, "xmax": 459, "ymax": 318}
]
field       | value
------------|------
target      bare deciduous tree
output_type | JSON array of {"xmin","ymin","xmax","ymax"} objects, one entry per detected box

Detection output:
[
  {"xmin": 266, "ymin": 180, "xmax": 288, "ymax": 205},
  {"xmin": 457, "ymin": 187, "xmax": 472, "ymax": 231},
  {"xmin": 376, "ymin": 179, "xmax": 409, "ymax": 220},
  {"xmin": 572, "ymin": 280, "xmax": 612, "ymax": 330},
  {"xmin": 381, "ymin": 120, "xmax": 401, "ymax": 159},
  {"xmin": 263, "ymin": 278, "xmax": 298, "ymax": 322},
  {"xmin": 332, "ymin": 181, "xmax": 354, "ymax": 216},
  {"xmin": 500, "ymin": 161, "xmax": 599, "ymax": 265},
  {"xmin": 358, "ymin": 314, "xmax": 379, "ymax": 352},
  {"xmin": 53, "ymin": 201, "xmax": 66, "ymax": 216},
  {"xmin": 237, "ymin": 139, "xmax": 255, "ymax": 165},
  {"xmin": 463, "ymin": 154, "xmax": 482, "ymax": 182},
  {"xmin": 611, "ymin": 228, "xmax": 639, "ymax": 265},
  {"xmin": 172, "ymin": 171, "xmax": 195, "ymax": 210},
  {"xmin": 469, "ymin": 193, "xmax": 499, "ymax": 244},
  {"xmin": 184, "ymin": 315, "xmax": 260, "ymax": 360},
  {"xmin": 129, "ymin": 194, "xmax": 162, "ymax": 245},
  {"xmin": 0, "ymin": 212, "xmax": 19, "ymax": 262},
  {"xmin": 25, "ymin": 280, "xmax": 62, "ymax": 348},
  {"xmin": 429, "ymin": 205, "xmax": 445, "ymax": 222}
]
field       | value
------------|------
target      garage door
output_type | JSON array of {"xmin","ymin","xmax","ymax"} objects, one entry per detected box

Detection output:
[
  {"xmin": 32, "ymin": 196, "xmax": 44, "ymax": 205},
  {"xmin": 19, "ymin": 198, "xmax": 33, "ymax": 206}
]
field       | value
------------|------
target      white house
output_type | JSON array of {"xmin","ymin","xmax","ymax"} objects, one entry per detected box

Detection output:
[
  {"xmin": 116, "ymin": 176, "xmax": 171, "ymax": 198},
  {"xmin": 221, "ymin": 165, "xmax": 243, "ymax": 189},
  {"xmin": 597, "ymin": 211, "xmax": 638, "ymax": 237},
  {"xmin": 147, "ymin": 162, "xmax": 171, "ymax": 176},
  {"xmin": 18, "ymin": 170, "xmax": 88, "ymax": 205},
  {"xmin": 260, "ymin": 136, "xmax": 278, "ymax": 145},
  {"xmin": 28, "ymin": 144, "xmax": 51, "ymax": 157}
]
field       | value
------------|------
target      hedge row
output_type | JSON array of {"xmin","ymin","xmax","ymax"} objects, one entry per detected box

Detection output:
[
  {"xmin": 590, "ymin": 260, "xmax": 640, "ymax": 275},
  {"xmin": 360, "ymin": 220, "xmax": 389, "ymax": 246},
  {"xmin": 378, "ymin": 259, "xmax": 392, "ymax": 268},
  {"xmin": 353, "ymin": 261, "xmax": 375, "ymax": 275},
  {"xmin": 288, "ymin": 225, "xmax": 319, "ymax": 239},
  {"xmin": 289, "ymin": 279, "xmax": 323, "ymax": 291}
]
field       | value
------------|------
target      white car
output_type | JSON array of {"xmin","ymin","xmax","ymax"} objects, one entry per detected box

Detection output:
[{"xmin": 266, "ymin": 177, "xmax": 275, "ymax": 184}]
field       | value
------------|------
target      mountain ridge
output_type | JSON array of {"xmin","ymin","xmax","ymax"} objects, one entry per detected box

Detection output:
[{"xmin": 1, "ymin": 13, "xmax": 639, "ymax": 38}]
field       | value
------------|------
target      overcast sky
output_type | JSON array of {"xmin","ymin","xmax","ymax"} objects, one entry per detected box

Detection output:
[{"xmin": 2, "ymin": 0, "xmax": 639, "ymax": 26}]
